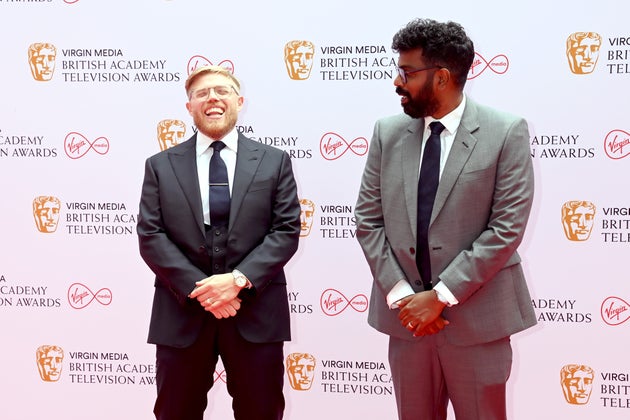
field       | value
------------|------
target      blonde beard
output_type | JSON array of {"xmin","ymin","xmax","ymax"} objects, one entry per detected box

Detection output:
[{"xmin": 193, "ymin": 114, "xmax": 237, "ymax": 140}]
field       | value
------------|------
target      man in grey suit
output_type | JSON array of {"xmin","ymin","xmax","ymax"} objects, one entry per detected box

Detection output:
[
  {"xmin": 137, "ymin": 66, "xmax": 301, "ymax": 419},
  {"xmin": 355, "ymin": 19, "xmax": 536, "ymax": 420}
]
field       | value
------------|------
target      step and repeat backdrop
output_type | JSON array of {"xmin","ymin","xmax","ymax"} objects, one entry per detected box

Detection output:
[{"xmin": 1, "ymin": 0, "xmax": 628, "ymax": 419}]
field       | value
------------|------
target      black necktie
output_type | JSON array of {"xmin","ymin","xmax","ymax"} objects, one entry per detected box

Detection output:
[
  {"xmin": 416, "ymin": 121, "xmax": 445, "ymax": 289},
  {"xmin": 209, "ymin": 141, "xmax": 230, "ymax": 227}
]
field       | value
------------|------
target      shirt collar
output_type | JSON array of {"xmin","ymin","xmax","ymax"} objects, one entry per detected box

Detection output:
[
  {"xmin": 195, "ymin": 127, "xmax": 239, "ymax": 156},
  {"xmin": 424, "ymin": 95, "xmax": 467, "ymax": 134}
]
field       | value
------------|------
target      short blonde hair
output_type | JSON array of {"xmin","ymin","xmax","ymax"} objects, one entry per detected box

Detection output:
[{"xmin": 185, "ymin": 65, "xmax": 241, "ymax": 96}]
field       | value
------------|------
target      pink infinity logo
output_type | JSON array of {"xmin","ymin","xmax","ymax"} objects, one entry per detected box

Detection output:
[
  {"xmin": 468, "ymin": 52, "xmax": 509, "ymax": 80},
  {"xmin": 64, "ymin": 0, "xmax": 80, "ymax": 3},
  {"xmin": 604, "ymin": 130, "xmax": 630, "ymax": 160},
  {"xmin": 601, "ymin": 296, "xmax": 630, "ymax": 326},
  {"xmin": 186, "ymin": 56, "xmax": 235, "ymax": 75},
  {"xmin": 64, "ymin": 132, "xmax": 110, "ymax": 159},
  {"xmin": 319, "ymin": 132, "xmax": 368, "ymax": 161},
  {"xmin": 67, "ymin": 282, "xmax": 112, "ymax": 309},
  {"xmin": 320, "ymin": 288, "xmax": 368, "ymax": 316}
]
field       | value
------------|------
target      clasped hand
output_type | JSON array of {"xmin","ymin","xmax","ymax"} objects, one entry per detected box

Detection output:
[
  {"xmin": 398, "ymin": 291, "xmax": 449, "ymax": 337},
  {"xmin": 189, "ymin": 273, "xmax": 242, "ymax": 319}
]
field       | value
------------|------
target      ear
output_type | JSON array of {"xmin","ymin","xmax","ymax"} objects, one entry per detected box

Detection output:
[{"xmin": 435, "ymin": 68, "xmax": 451, "ymax": 88}]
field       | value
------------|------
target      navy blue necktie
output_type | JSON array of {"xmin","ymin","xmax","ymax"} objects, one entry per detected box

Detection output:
[
  {"xmin": 416, "ymin": 121, "xmax": 445, "ymax": 289},
  {"xmin": 209, "ymin": 141, "xmax": 230, "ymax": 227}
]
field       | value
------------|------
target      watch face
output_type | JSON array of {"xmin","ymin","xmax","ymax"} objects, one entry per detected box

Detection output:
[{"xmin": 235, "ymin": 276, "xmax": 246, "ymax": 287}]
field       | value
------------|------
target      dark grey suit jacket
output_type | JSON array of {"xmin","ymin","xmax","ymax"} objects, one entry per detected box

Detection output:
[
  {"xmin": 137, "ymin": 132, "xmax": 301, "ymax": 348},
  {"xmin": 355, "ymin": 98, "xmax": 537, "ymax": 346}
]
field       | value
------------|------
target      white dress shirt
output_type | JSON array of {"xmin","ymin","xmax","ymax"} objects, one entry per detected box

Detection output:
[{"xmin": 195, "ymin": 128, "xmax": 238, "ymax": 226}]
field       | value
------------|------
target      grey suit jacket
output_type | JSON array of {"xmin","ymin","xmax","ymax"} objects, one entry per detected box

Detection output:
[
  {"xmin": 137, "ymin": 132, "xmax": 301, "ymax": 348},
  {"xmin": 355, "ymin": 98, "xmax": 536, "ymax": 346}
]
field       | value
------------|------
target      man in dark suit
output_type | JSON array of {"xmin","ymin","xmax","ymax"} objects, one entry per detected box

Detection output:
[
  {"xmin": 137, "ymin": 65, "xmax": 301, "ymax": 420},
  {"xmin": 355, "ymin": 19, "xmax": 537, "ymax": 419}
]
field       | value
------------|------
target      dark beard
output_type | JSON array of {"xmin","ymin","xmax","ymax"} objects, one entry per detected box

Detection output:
[{"xmin": 396, "ymin": 78, "xmax": 438, "ymax": 119}]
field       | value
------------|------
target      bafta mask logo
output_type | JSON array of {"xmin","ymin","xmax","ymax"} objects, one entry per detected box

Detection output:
[
  {"xmin": 33, "ymin": 196, "xmax": 61, "ymax": 233},
  {"xmin": 28, "ymin": 43, "xmax": 57, "ymax": 81},
  {"xmin": 566, "ymin": 32, "xmax": 602, "ymax": 75},
  {"xmin": 286, "ymin": 353, "xmax": 316, "ymax": 391},
  {"xmin": 299, "ymin": 198, "xmax": 315, "ymax": 237},
  {"xmin": 284, "ymin": 40, "xmax": 315, "ymax": 80},
  {"xmin": 36, "ymin": 345, "xmax": 64, "ymax": 382},
  {"xmin": 560, "ymin": 364, "xmax": 594, "ymax": 405},
  {"xmin": 561, "ymin": 200, "xmax": 596, "ymax": 241},
  {"xmin": 157, "ymin": 119, "xmax": 186, "ymax": 151}
]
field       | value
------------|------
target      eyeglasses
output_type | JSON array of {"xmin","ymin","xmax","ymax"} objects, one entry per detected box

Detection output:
[
  {"xmin": 189, "ymin": 85, "xmax": 238, "ymax": 101},
  {"xmin": 396, "ymin": 66, "xmax": 440, "ymax": 84}
]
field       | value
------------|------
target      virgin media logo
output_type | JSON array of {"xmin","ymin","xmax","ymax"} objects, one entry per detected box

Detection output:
[
  {"xmin": 468, "ymin": 52, "xmax": 509, "ymax": 80},
  {"xmin": 601, "ymin": 296, "xmax": 630, "ymax": 326},
  {"xmin": 320, "ymin": 288, "xmax": 368, "ymax": 316},
  {"xmin": 187, "ymin": 56, "xmax": 235, "ymax": 75},
  {"xmin": 604, "ymin": 130, "xmax": 630, "ymax": 160},
  {"xmin": 319, "ymin": 132, "xmax": 368, "ymax": 161},
  {"xmin": 67, "ymin": 283, "xmax": 112, "ymax": 309},
  {"xmin": 64, "ymin": 132, "xmax": 110, "ymax": 159}
]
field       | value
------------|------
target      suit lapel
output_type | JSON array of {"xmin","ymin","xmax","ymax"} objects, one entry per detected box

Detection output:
[
  {"xmin": 230, "ymin": 134, "xmax": 264, "ymax": 229},
  {"xmin": 432, "ymin": 100, "xmax": 480, "ymax": 221},
  {"xmin": 401, "ymin": 118, "xmax": 424, "ymax": 234},
  {"xmin": 168, "ymin": 134, "xmax": 205, "ymax": 234}
]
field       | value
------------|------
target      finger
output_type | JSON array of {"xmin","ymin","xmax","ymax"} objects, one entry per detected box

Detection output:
[
  {"xmin": 189, "ymin": 285, "xmax": 208, "ymax": 299},
  {"xmin": 405, "ymin": 320, "xmax": 419, "ymax": 332},
  {"xmin": 398, "ymin": 308, "xmax": 412, "ymax": 321},
  {"xmin": 412, "ymin": 324, "xmax": 426, "ymax": 336},
  {"xmin": 210, "ymin": 307, "xmax": 225, "ymax": 318}
]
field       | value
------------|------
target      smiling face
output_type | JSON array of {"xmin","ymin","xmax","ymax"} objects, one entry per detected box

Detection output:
[{"xmin": 186, "ymin": 72, "xmax": 243, "ymax": 140}]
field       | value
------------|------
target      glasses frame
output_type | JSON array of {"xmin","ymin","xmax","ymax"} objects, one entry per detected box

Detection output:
[
  {"xmin": 396, "ymin": 65, "xmax": 441, "ymax": 84},
  {"xmin": 189, "ymin": 85, "xmax": 239, "ymax": 102}
]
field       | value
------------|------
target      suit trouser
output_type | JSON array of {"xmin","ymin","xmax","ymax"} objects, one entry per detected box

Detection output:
[
  {"xmin": 154, "ymin": 225, "xmax": 285, "ymax": 420},
  {"xmin": 154, "ymin": 316, "xmax": 285, "ymax": 420},
  {"xmin": 388, "ymin": 334, "xmax": 512, "ymax": 420}
]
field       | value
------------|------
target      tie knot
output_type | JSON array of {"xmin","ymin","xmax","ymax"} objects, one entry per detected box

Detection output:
[
  {"xmin": 211, "ymin": 141, "xmax": 226, "ymax": 152},
  {"xmin": 429, "ymin": 121, "xmax": 445, "ymax": 135}
]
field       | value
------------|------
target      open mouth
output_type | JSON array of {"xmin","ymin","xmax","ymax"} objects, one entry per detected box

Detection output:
[{"xmin": 205, "ymin": 107, "xmax": 224, "ymax": 118}]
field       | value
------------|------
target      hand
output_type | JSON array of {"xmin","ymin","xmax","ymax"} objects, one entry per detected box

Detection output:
[
  {"xmin": 398, "ymin": 291, "xmax": 449, "ymax": 337},
  {"xmin": 209, "ymin": 298, "xmax": 242, "ymax": 319},
  {"xmin": 189, "ymin": 273, "xmax": 241, "ymax": 310},
  {"xmin": 410, "ymin": 317, "xmax": 449, "ymax": 336}
]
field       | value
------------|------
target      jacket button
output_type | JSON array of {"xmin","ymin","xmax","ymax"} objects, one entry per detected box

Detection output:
[{"xmin": 415, "ymin": 280, "xmax": 422, "ymax": 286}]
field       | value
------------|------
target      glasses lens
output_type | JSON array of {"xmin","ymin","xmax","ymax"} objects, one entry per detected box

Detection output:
[
  {"xmin": 396, "ymin": 67, "xmax": 407, "ymax": 84},
  {"xmin": 192, "ymin": 88, "xmax": 208, "ymax": 100},
  {"xmin": 214, "ymin": 86, "xmax": 231, "ymax": 97}
]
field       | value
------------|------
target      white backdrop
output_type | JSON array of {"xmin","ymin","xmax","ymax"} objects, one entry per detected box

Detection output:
[{"xmin": 1, "ymin": 1, "xmax": 629, "ymax": 419}]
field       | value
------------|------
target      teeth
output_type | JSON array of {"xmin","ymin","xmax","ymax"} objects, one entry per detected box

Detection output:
[{"xmin": 205, "ymin": 108, "xmax": 224, "ymax": 116}]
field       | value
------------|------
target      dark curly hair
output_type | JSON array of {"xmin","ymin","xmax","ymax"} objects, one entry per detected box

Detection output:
[{"xmin": 392, "ymin": 18, "xmax": 474, "ymax": 88}]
